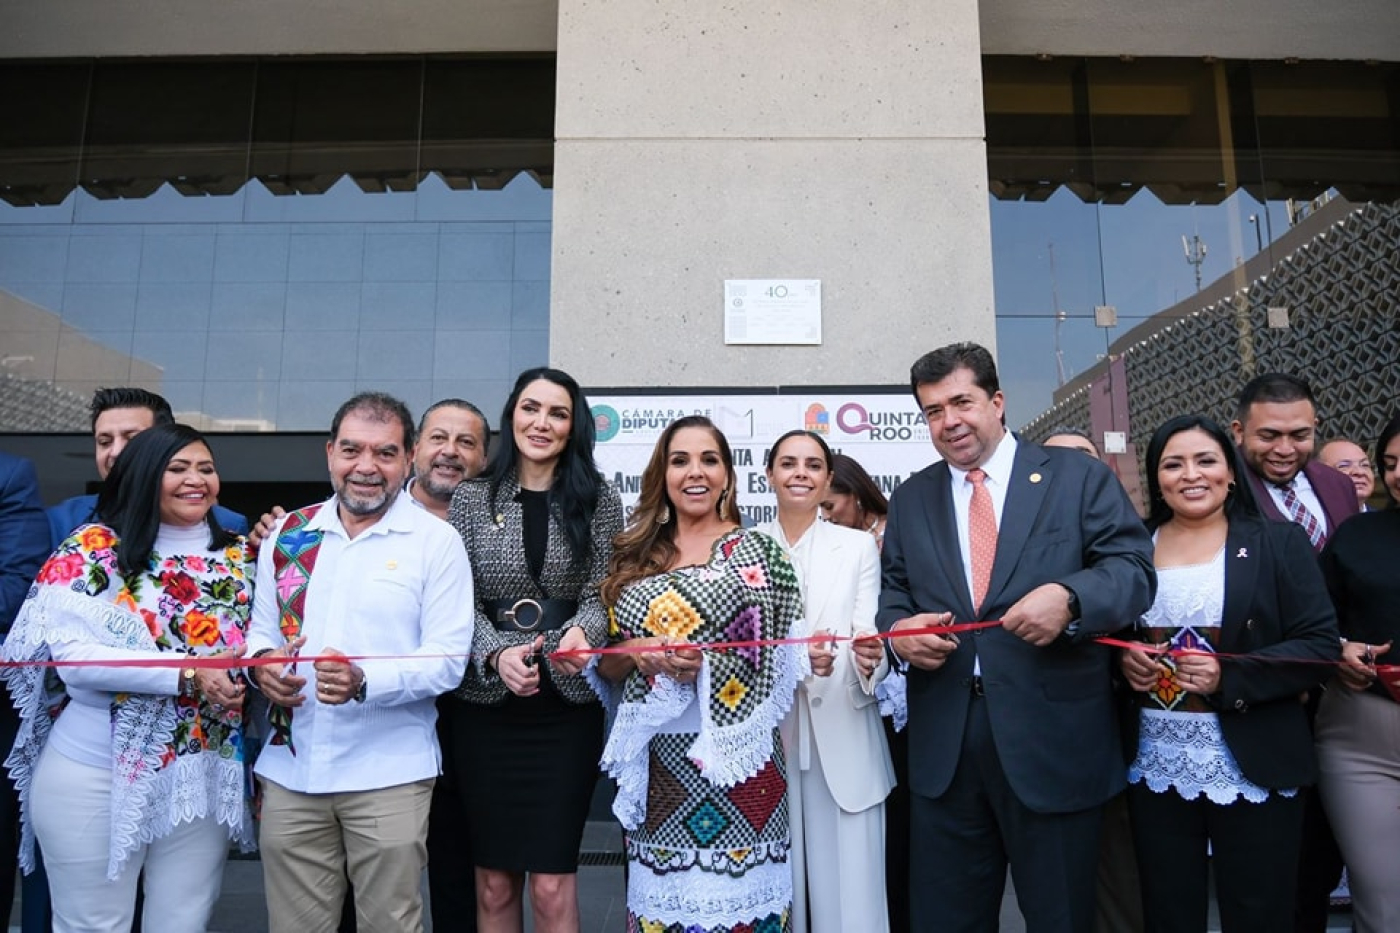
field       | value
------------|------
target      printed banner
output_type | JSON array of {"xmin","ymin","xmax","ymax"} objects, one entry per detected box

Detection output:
[{"xmin": 588, "ymin": 391, "xmax": 937, "ymax": 524}]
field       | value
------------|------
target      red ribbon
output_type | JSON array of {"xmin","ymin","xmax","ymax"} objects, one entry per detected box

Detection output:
[
  {"xmin": 551, "ymin": 620, "xmax": 1003, "ymax": 658},
  {"xmin": 7, "ymin": 623, "xmax": 1398, "ymax": 703}
]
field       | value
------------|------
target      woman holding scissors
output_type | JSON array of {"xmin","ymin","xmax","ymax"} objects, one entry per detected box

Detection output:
[
  {"xmin": 1316, "ymin": 410, "xmax": 1400, "ymax": 932},
  {"xmin": 1119, "ymin": 414, "xmax": 1339, "ymax": 933},
  {"xmin": 758, "ymin": 429, "xmax": 892, "ymax": 933},
  {"xmin": 595, "ymin": 415, "xmax": 805, "ymax": 933}
]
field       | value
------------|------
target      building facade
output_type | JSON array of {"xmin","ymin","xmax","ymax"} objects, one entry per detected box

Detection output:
[{"xmin": 1, "ymin": 0, "xmax": 1396, "ymax": 513}]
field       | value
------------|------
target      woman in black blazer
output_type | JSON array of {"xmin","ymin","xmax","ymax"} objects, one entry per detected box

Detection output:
[
  {"xmin": 1119, "ymin": 414, "xmax": 1340, "ymax": 933},
  {"xmin": 1316, "ymin": 411, "xmax": 1400, "ymax": 933},
  {"xmin": 447, "ymin": 367, "xmax": 623, "ymax": 933}
]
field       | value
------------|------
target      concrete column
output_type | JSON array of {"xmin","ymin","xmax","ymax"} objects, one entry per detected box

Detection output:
[{"xmin": 551, "ymin": 0, "xmax": 995, "ymax": 388}]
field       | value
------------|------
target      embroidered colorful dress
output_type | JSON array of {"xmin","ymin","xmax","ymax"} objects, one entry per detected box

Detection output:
[
  {"xmin": 597, "ymin": 529, "xmax": 806, "ymax": 933},
  {"xmin": 1, "ymin": 522, "xmax": 256, "ymax": 878}
]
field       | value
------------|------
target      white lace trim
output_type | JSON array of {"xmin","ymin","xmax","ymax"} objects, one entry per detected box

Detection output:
[
  {"xmin": 601, "ymin": 673, "xmax": 698, "ymax": 830},
  {"xmin": 876, "ymin": 669, "xmax": 907, "ymax": 732},
  {"xmin": 1, "ymin": 586, "xmax": 254, "ymax": 879},
  {"xmin": 688, "ymin": 618, "xmax": 809, "ymax": 790},
  {"xmin": 1140, "ymin": 548, "xmax": 1224, "ymax": 630},
  {"xmin": 628, "ymin": 842, "xmax": 791, "ymax": 927},
  {"xmin": 1128, "ymin": 709, "xmax": 1297, "ymax": 805},
  {"xmin": 601, "ymin": 617, "xmax": 810, "ymax": 832},
  {"xmin": 580, "ymin": 655, "xmax": 620, "ymax": 736}
]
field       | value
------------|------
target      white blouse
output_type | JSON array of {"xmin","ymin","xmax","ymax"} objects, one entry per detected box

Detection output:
[{"xmin": 1127, "ymin": 546, "xmax": 1295, "ymax": 805}]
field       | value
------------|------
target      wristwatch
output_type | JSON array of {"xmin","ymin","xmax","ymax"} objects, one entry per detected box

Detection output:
[
  {"xmin": 353, "ymin": 671, "xmax": 367, "ymax": 703},
  {"xmin": 181, "ymin": 667, "xmax": 198, "ymax": 698},
  {"xmin": 1063, "ymin": 585, "xmax": 1082, "ymax": 621}
]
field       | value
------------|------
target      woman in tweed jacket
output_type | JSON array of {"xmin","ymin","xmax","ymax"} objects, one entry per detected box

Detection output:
[{"xmin": 446, "ymin": 367, "xmax": 623, "ymax": 933}]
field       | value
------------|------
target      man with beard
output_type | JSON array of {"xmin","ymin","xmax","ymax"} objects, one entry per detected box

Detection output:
[
  {"xmin": 407, "ymin": 399, "xmax": 490, "ymax": 520},
  {"xmin": 249, "ymin": 392, "xmax": 474, "ymax": 933},
  {"xmin": 1231, "ymin": 373, "xmax": 1358, "ymax": 933},
  {"xmin": 407, "ymin": 398, "xmax": 490, "ymax": 932}
]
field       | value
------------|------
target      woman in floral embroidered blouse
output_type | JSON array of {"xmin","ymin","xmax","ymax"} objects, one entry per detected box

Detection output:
[
  {"xmin": 2, "ymin": 423, "xmax": 254, "ymax": 933},
  {"xmin": 595, "ymin": 416, "xmax": 806, "ymax": 933},
  {"xmin": 1118, "ymin": 415, "xmax": 1339, "ymax": 933}
]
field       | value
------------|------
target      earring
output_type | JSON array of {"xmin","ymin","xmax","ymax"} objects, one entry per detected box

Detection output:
[
  {"xmin": 656, "ymin": 503, "xmax": 671, "ymax": 524},
  {"xmin": 1227, "ymin": 481, "xmax": 1237, "ymax": 494},
  {"xmin": 716, "ymin": 486, "xmax": 731, "ymax": 517}
]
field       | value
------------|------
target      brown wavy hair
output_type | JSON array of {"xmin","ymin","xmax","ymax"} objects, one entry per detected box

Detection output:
[{"xmin": 601, "ymin": 415, "xmax": 741, "ymax": 605}]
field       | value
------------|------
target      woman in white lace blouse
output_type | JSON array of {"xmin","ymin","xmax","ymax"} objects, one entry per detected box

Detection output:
[{"xmin": 1119, "ymin": 414, "xmax": 1339, "ymax": 933}]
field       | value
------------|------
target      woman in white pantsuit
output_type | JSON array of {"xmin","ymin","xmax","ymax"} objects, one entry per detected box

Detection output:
[{"xmin": 758, "ymin": 429, "xmax": 894, "ymax": 933}]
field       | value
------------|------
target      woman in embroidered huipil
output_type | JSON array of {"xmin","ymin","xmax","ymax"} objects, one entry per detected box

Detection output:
[
  {"xmin": 1119, "ymin": 415, "xmax": 1339, "ymax": 933},
  {"xmin": 596, "ymin": 416, "xmax": 806, "ymax": 933},
  {"xmin": 2, "ymin": 423, "xmax": 254, "ymax": 933},
  {"xmin": 446, "ymin": 367, "xmax": 622, "ymax": 933}
]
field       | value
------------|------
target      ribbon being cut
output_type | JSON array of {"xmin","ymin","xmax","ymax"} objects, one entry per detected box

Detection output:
[{"xmin": 7, "ymin": 620, "xmax": 1397, "ymax": 703}]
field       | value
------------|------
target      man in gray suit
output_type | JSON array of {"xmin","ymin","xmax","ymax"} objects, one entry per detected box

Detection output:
[{"xmin": 875, "ymin": 342, "xmax": 1155, "ymax": 933}]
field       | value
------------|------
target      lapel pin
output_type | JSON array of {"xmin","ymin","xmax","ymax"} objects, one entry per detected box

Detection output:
[
  {"xmin": 494, "ymin": 513, "xmax": 505, "ymax": 528},
  {"xmin": 1236, "ymin": 547, "xmax": 1248, "ymax": 559},
  {"xmin": 1029, "ymin": 472, "xmax": 1043, "ymax": 484}
]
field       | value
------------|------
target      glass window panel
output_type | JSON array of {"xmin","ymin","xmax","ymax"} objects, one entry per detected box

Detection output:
[
  {"xmin": 251, "ymin": 59, "xmax": 422, "ymax": 196},
  {"xmin": 81, "ymin": 60, "xmax": 255, "ymax": 201},
  {"xmin": 985, "ymin": 53, "xmax": 1400, "ymax": 455},
  {"xmin": 432, "ymin": 330, "xmax": 513, "ymax": 382},
  {"xmin": 0, "ymin": 62, "xmax": 88, "ymax": 212}
]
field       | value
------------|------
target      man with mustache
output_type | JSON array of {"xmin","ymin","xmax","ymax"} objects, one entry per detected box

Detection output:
[
  {"xmin": 407, "ymin": 399, "xmax": 490, "ymax": 520},
  {"xmin": 249, "ymin": 391, "xmax": 474, "ymax": 933},
  {"xmin": 406, "ymin": 398, "xmax": 490, "ymax": 933}
]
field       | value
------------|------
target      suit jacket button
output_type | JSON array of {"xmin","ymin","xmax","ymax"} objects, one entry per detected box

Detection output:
[
  {"xmin": 1234, "ymin": 699, "xmax": 1248, "ymax": 712},
  {"xmin": 1245, "ymin": 619, "xmax": 1255, "ymax": 631},
  {"xmin": 810, "ymin": 696, "xmax": 823, "ymax": 708}
]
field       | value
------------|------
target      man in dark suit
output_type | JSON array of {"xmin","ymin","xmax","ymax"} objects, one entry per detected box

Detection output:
[
  {"xmin": 1229, "ymin": 372, "xmax": 1358, "ymax": 933},
  {"xmin": 0, "ymin": 454, "xmax": 52, "ymax": 931},
  {"xmin": 874, "ymin": 343, "xmax": 1155, "ymax": 933}
]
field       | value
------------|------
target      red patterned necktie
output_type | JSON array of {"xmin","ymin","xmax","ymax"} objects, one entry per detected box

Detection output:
[
  {"xmin": 968, "ymin": 468, "xmax": 997, "ymax": 612},
  {"xmin": 1277, "ymin": 480, "xmax": 1324, "ymax": 549}
]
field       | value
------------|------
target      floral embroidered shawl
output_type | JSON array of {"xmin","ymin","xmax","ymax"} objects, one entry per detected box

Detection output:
[{"xmin": 1, "ymin": 523, "xmax": 256, "ymax": 878}]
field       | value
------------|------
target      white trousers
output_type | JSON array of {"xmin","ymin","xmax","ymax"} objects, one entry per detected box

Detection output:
[
  {"xmin": 31, "ymin": 744, "xmax": 229, "ymax": 933},
  {"xmin": 788, "ymin": 720, "xmax": 889, "ymax": 933}
]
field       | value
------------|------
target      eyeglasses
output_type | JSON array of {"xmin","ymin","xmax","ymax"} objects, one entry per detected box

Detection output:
[{"xmin": 1332, "ymin": 460, "xmax": 1373, "ymax": 473}]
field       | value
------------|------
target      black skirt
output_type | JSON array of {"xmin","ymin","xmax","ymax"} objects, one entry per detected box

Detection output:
[{"xmin": 452, "ymin": 679, "xmax": 605, "ymax": 874}]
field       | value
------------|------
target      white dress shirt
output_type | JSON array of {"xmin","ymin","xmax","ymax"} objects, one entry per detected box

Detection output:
[
  {"xmin": 947, "ymin": 432, "xmax": 1017, "ymax": 676},
  {"xmin": 1264, "ymin": 470, "xmax": 1329, "ymax": 535},
  {"xmin": 247, "ymin": 492, "xmax": 474, "ymax": 794}
]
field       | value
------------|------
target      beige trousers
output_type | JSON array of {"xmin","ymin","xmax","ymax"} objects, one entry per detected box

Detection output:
[
  {"xmin": 1316, "ymin": 686, "xmax": 1400, "ymax": 933},
  {"xmin": 259, "ymin": 777, "xmax": 434, "ymax": 933}
]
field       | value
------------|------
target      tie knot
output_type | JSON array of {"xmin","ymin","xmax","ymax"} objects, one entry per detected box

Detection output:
[
  {"xmin": 967, "ymin": 468, "xmax": 987, "ymax": 486},
  {"xmin": 1275, "ymin": 478, "xmax": 1298, "ymax": 492}
]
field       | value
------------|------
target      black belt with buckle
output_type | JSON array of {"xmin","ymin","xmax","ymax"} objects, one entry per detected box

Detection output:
[
  {"xmin": 970, "ymin": 675, "xmax": 985, "ymax": 697},
  {"xmin": 485, "ymin": 597, "xmax": 578, "ymax": 633}
]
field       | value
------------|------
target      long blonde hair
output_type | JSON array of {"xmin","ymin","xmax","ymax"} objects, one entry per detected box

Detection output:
[{"xmin": 600, "ymin": 416, "xmax": 741, "ymax": 605}]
